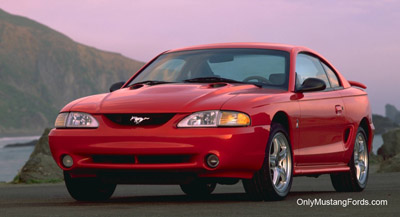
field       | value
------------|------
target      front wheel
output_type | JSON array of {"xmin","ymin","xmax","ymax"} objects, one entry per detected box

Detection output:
[
  {"xmin": 64, "ymin": 171, "xmax": 116, "ymax": 201},
  {"xmin": 330, "ymin": 127, "xmax": 369, "ymax": 192},
  {"xmin": 243, "ymin": 123, "xmax": 293, "ymax": 201}
]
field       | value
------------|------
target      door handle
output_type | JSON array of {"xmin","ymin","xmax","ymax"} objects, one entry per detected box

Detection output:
[{"xmin": 335, "ymin": 105, "xmax": 343, "ymax": 114}]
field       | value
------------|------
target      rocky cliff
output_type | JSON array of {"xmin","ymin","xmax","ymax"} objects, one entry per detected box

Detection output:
[
  {"xmin": 385, "ymin": 104, "xmax": 400, "ymax": 124},
  {"xmin": 13, "ymin": 128, "xmax": 63, "ymax": 183},
  {"xmin": 377, "ymin": 128, "xmax": 400, "ymax": 172},
  {"xmin": 372, "ymin": 114, "xmax": 399, "ymax": 134}
]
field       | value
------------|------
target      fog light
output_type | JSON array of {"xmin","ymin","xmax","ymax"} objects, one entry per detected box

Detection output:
[
  {"xmin": 62, "ymin": 155, "xmax": 73, "ymax": 168},
  {"xmin": 206, "ymin": 154, "xmax": 219, "ymax": 168}
]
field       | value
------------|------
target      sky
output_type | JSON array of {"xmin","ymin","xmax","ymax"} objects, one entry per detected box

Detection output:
[{"xmin": 1, "ymin": 0, "xmax": 399, "ymax": 115}]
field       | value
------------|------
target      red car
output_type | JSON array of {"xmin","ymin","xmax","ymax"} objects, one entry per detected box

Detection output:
[{"xmin": 49, "ymin": 43, "xmax": 373, "ymax": 201}]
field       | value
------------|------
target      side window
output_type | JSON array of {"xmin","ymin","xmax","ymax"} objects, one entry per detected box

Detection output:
[
  {"xmin": 296, "ymin": 54, "xmax": 331, "ymax": 89},
  {"xmin": 321, "ymin": 62, "xmax": 341, "ymax": 88}
]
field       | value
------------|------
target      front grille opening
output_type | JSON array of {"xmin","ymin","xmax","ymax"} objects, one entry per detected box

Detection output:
[
  {"xmin": 137, "ymin": 155, "xmax": 192, "ymax": 164},
  {"xmin": 105, "ymin": 113, "xmax": 175, "ymax": 126},
  {"xmin": 91, "ymin": 155, "xmax": 192, "ymax": 164},
  {"xmin": 93, "ymin": 155, "xmax": 135, "ymax": 164}
]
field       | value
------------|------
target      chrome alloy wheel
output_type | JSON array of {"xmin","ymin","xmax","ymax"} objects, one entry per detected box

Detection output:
[
  {"xmin": 269, "ymin": 132, "xmax": 292, "ymax": 194},
  {"xmin": 354, "ymin": 132, "xmax": 368, "ymax": 185}
]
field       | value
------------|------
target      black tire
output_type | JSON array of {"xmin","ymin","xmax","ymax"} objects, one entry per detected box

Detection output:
[
  {"xmin": 242, "ymin": 123, "xmax": 293, "ymax": 201},
  {"xmin": 331, "ymin": 127, "xmax": 369, "ymax": 192},
  {"xmin": 64, "ymin": 171, "xmax": 116, "ymax": 201},
  {"xmin": 180, "ymin": 181, "xmax": 216, "ymax": 197}
]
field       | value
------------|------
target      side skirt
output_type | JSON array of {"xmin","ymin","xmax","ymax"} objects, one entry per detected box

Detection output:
[{"xmin": 294, "ymin": 163, "xmax": 350, "ymax": 176}]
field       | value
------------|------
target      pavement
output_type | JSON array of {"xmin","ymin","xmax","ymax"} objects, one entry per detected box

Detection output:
[{"xmin": 0, "ymin": 171, "xmax": 398, "ymax": 217}]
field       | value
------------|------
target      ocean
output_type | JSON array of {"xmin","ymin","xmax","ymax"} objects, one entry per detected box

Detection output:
[
  {"xmin": 0, "ymin": 136, "xmax": 40, "ymax": 182},
  {"xmin": 0, "ymin": 134, "xmax": 385, "ymax": 183}
]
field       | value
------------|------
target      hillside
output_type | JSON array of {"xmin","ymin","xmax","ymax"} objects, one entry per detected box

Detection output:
[{"xmin": 0, "ymin": 9, "xmax": 144, "ymax": 135}]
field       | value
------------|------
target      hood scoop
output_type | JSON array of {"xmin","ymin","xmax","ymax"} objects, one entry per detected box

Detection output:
[
  {"xmin": 129, "ymin": 84, "xmax": 145, "ymax": 90},
  {"xmin": 207, "ymin": 82, "xmax": 228, "ymax": 88},
  {"xmin": 129, "ymin": 82, "xmax": 228, "ymax": 90}
]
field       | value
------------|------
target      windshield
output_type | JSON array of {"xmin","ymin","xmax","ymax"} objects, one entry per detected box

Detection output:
[{"xmin": 129, "ymin": 49, "xmax": 290, "ymax": 89}]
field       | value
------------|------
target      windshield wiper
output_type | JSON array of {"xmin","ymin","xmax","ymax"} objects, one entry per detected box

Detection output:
[
  {"xmin": 184, "ymin": 77, "xmax": 262, "ymax": 88},
  {"xmin": 129, "ymin": 80, "xmax": 175, "ymax": 86}
]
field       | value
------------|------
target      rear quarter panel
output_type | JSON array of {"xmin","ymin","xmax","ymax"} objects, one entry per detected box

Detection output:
[{"xmin": 338, "ymin": 87, "xmax": 373, "ymax": 162}]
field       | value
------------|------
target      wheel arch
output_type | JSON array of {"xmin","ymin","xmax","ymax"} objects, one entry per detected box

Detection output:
[
  {"xmin": 270, "ymin": 111, "xmax": 295, "ymax": 163},
  {"xmin": 359, "ymin": 117, "xmax": 373, "ymax": 153},
  {"xmin": 271, "ymin": 111, "xmax": 290, "ymax": 135}
]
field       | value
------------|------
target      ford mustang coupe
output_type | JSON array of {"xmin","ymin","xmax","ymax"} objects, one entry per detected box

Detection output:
[{"xmin": 49, "ymin": 43, "xmax": 374, "ymax": 201}]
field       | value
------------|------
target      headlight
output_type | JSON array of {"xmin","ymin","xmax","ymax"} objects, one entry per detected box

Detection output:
[
  {"xmin": 55, "ymin": 112, "xmax": 99, "ymax": 128},
  {"xmin": 177, "ymin": 110, "xmax": 250, "ymax": 128},
  {"xmin": 177, "ymin": 110, "xmax": 219, "ymax": 127}
]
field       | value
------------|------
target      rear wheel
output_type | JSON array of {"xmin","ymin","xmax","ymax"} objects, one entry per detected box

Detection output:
[
  {"xmin": 243, "ymin": 123, "xmax": 293, "ymax": 201},
  {"xmin": 330, "ymin": 127, "xmax": 369, "ymax": 192},
  {"xmin": 64, "ymin": 171, "xmax": 116, "ymax": 201},
  {"xmin": 180, "ymin": 181, "xmax": 216, "ymax": 197}
]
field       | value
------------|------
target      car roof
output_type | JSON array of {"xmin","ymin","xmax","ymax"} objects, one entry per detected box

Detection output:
[{"xmin": 166, "ymin": 42, "xmax": 301, "ymax": 53}]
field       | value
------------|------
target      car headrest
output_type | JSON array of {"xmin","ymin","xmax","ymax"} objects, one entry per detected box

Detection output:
[{"xmin": 269, "ymin": 73, "xmax": 285, "ymax": 85}]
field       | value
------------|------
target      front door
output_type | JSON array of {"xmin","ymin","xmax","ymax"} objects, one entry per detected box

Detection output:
[{"xmin": 295, "ymin": 53, "xmax": 346, "ymax": 165}]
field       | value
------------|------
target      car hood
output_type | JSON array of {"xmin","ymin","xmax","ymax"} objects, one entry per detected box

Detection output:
[{"xmin": 64, "ymin": 83, "xmax": 264, "ymax": 114}]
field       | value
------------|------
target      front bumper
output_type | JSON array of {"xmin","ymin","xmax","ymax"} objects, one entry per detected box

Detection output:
[{"xmin": 49, "ymin": 114, "xmax": 270, "ymax": 181}]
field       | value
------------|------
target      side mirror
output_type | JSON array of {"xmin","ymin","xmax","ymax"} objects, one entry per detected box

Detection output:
[
  {"xmin": 109, "ymin": 81, "xmax": 125, "ymax": 92},
  {"xmin": 297, "ymin": 78, "xmax": 326, "ymax": 93}
]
